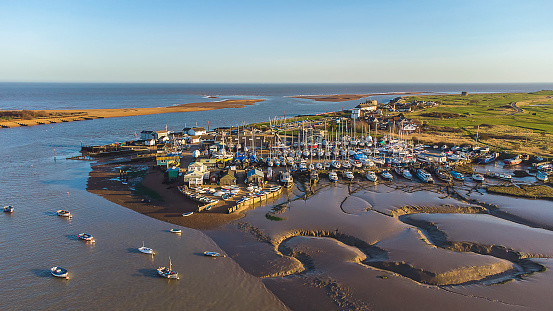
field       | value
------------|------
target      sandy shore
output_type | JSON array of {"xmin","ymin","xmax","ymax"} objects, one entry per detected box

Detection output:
[
  {"xmin": 290, "ymin": 92, "xmax": 424, "ymax": 102},
  {"xmin": 87, "ymin": 162, "xmax": 244, "ymax": 230},
  {"xmin": 0, "ymin": 99, "xmax": 263, "ymax": 128}
]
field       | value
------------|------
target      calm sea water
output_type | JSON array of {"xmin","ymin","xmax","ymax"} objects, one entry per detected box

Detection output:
[{"xmin": 1, "ymin": 83, "xmax": 552, "ymax": 310}]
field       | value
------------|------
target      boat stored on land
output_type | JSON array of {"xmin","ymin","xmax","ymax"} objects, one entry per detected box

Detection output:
[
  {"xmin": 451, "ymin": 171, "xmax": 465, "ymax": 181},
  {"xmin": 380, "ymin": 170, "xmax": 393, "ymax": 181},
  {"xmin": 50, "ymin": 267, "xmax": 69, "ymax": 279},
  {"xmin": 182, "ymin": 212, "xmax": 193, "ymax": 217},
  {"xmin": 280, "ymin": 171, "xmax": 294, "ymax": 188},
  {"xmin": 472, "ymin": 173, "xmax": 485, "ymax": 182},
  {"xmin": 416, "ymin": 169, "xmax": 434, "ymax": 183},
  {"xmin": 366, "ymin": 171, "xmax": 377, "ymax": 182},
  {"xmin": 328, "ymin": 171, "xmax": 338, "ymax": 183},
  {"xmin": 503, "ymin": 156, "xmax": 522, "ymax": 166}
]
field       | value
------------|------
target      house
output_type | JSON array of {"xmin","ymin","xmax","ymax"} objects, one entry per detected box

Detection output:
[
  {"xmin": 198, "ymin": 158, "xmax": 218, "ymax": 169},
  {"xmin": 219, "ymin": 170, "xmax": 236, "ymax": 186},
  {"xmin": 155, "ymin": 130, "xmax": 170, "ymax": 140},
  {"xmin": 246, "ymin": 169, "xmax": 264, "ymax": 184},
  {"xmin": 182, "ymin": 170, "xmax": 204, "ymax": 187},
  {"xmin": 187, "ymin": 162, "xmax": 206, "ymax": 173},
  {"xmin": 140, "ymin": 130, "xmax": 155, "ymax": 140},
  {"xmin": 184, "ymin": 127, "xmax": 206, "ymax": 136},
  {"xmin": 166, "ymin": 166, "xmax": 180, "ymax": 180},
  {"xmin": 351, "ymin": 101, "xmax": 378, "ymax": 119},
  {"xmin": 156, "ymin": 153, "xmax": 180, "ymax": 168}
]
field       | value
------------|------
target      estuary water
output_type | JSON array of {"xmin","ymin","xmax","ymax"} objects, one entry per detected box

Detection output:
[{"xmin": 1, "ymin": 83, "xmax": 553, "ymax": 310}]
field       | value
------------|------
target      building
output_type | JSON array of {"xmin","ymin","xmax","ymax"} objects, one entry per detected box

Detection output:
[
  {"xmin": 246, "ymin": 169, "xmax": 264, "ymax": 184},
  {"xmin": 156, "ymin": 153, "xmax": 180, "ymax": 168},
  {"xmin": 182, "ymin": 170, "xmax": 204, "ymax": 187},
  {"xmin": 187, "ymin": 162, "xmax": 206, "ymax": 173},
  {"xmin": 140, "ymin": 130, "xmax": 155, "ymax": 140},
  {"xmin": 351, "ymin": 101, "xmax": 378, "ymax": 119},
  {"xmin": 166, "ymin": 166, "xmax": 180, "ymax": 180},
  {"xmin": 219, "ymin": 170, "xmax": 237, "ymax": 186},
  {"xmin": 184, "ymin": 127, "xmax": 207, "ymax": 136},
  {"xmin": 155, "ymin": 130, "xmax": 170, "ymax": 140}
]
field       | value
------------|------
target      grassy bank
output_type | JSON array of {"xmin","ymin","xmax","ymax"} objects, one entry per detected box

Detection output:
[{"xmin": 487, "ymin": 185, "xmax": 553, "ymax": 200}]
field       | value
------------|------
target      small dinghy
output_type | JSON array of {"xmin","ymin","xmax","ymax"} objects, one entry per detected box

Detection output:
[
  {"xmin": 56, "ymin": 210, "xmax": 72, "ymax": 218},
  {"xmin": 138, "ymin": 241, "xmax": 155, "ymax": 255},
  {"xmin": 169, "ymin": 229, "xmax": 182, "ymax": 234},
  {"xmin": 204, "ymin": 251, "xmax": 225, "ymax": 257},
  {"xmin": 157, "ymin": 257, "xmax": 179, "ymax": 279},
  {"xmin": 3, "ymin": 205, "xmax": 14, "ymax": 213},
  {"xmin": 182, "ymin": 212, "xmax": 193, "ymax": 217},
  {"xmin": 77, "ymin": 233, "xmax": 95, "ymax": 242},
  {"xmin": 50, "ymin": 266, "xmax": 69, "ymax": 279}
]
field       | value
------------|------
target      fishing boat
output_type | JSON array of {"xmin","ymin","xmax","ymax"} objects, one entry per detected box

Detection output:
[
  {"xmin": 3, "ymin": 205, "xmax": 14, "ymax": 213},
  {"xmin": 451, "ymin": 171, "xmax": 465, "ymax": 181},
  {"xmin": 157, "ymin": 257, "xmax": 179, "ymax": 279},
  {"xmin": 328, "ymin": 171, "xmax": 338, "ymax": 182},
  {"xmin": 478, "ymin": 153, "xmax": 497, "ymax": 164},
  {"xmin": 280, "ymin": 171, "xmax": 294, "ymax": 188},
  {"xmin": 56, "ymin": 210, "xmax": 72, "ymax": 218},
  {"xmin": 50, "ymin": 267, "xmax": 69, "ymax": 279},
  {"xmin": 472, "ymin": 173, "xmax": 485, "ymax": 182},
  {"xmin": 366, "ymin": 171, "xmax": 377, "ymax": 182},
  {"xmin": 77, "ymin": 233, "xmax": 95, "ymax": 242},
  {"xmin": 503, "ymin": 155, "xmax": 522, "ymax": 165},
  {"xmin": 138, "ymin": 241, "xmax": 155, "ymax": 255},
  {"xmin": 416, "ymin": 169, "xmax": 434, "ymax": 183},
  {"xmin": 498, "ymin": 173, "xmax": 512, "ymax": 181},
  {"xmin": 204, "ymin": 251, "xmax": 225, "ymax": 257},
  {"xmin": 169, "ymin": 229, "xmax": 182, "ymax": 234},
  {"xmin": 182, "ymin": 212, "xmax": 194, "ymax": 217},
  {"xmin": 380, "ymin": 170, "xmax": 393, "ymax": 181}
]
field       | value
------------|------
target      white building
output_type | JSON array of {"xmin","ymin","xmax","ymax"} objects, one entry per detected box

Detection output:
[{"xmin": 184, "ymin": 127, "xmax": 206, "ymax": 136}]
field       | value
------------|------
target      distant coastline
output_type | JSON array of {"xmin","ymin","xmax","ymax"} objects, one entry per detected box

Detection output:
[
  {"xmin": 0, "ymin": 99, "xmax": 263, "ymax": 129},
  {"xmin": 290, "ymin": 91, "xmax": 426, "ymax": 102}
]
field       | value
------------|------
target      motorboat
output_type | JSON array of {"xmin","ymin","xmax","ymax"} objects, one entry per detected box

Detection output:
[
  {"xmin": 537, "ymin": 171, "xmax": 549, "ymax": 182},
  {"xmin": 380, "ymin": 170, "xmax": 393, "ymax": 181},
  {"xmin": 416, "ymin": 169, "xmax": 434, "ymax": 183},
  {"xmin": 316, "ymin": 162, "xmax": 323, "ymax": 170},
  {"xmin": 401, "ymin": 169, "xmax": 413, "ymax": 180},
  {"xmin": 366, "ymin": 171, "xmax": 377, "ymax": 182},
  {"xmin": 498, "ymin": 173, "xmax": 512, "ymax": 181},
  {"xmin": 328, "ymin": 171, "xmax": 338, "ymax": 183},
  {"xmin": 472, "ymin": 173, "xmax": 485, "ymax": 182},
  {"xmin": 182, "ymin": 212, "xmax": 194, "ymax": 217},
  {"xmin": 204, "ymin": 251, "xmax": 225, "ymax": 257},
  {"xmin": 435, "ymin": 168, "xmax": 452, "ymax": 182},
  {"xmin": 50, "ymin": 267, "xmax": 69, "ymax": 279},
  {"xmin": 280, "ymin": 171, "xmax": 294, "ymax": 188},
  {"xmin": 56, "ymin": 210, "xmax": 72, "ymax": 218},
  {"xmin": 503, "ymin": 155, "xmax": 522, "ymax": 166},
  {"xmin": 77, "ymin": 233, "xmax": 95, "ymax": 242},
  {"xmin": 169, "ymin": 229, "xmax": 182, "ymax": 234},
  {"xmin": 3, "ymin": 205, "xmax": 14, "ymax": 213},
  {"xmin": 331, "ymin": 160, "xmax": 341, "ymax": 169},
  {"xmin": 478, "ymin": 154, "xmax": 497, "ymax": 164},
  {"xmin": 343, "ymin": 171, "xmax": 354, "ymax": 181},
  {"xmin": 157, "ymin": 257, "xmax": 179, "ymax": 279},
  {"xmin": 138, "ymin": 241, "xmax": 155, "ymax": 255}
]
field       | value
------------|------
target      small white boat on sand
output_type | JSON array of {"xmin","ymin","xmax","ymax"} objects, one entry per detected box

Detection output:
[
  {"xmin": 472, "ymin": 173, "xmax": 485, "ymax": 182},
  {"xmin": 170, "ymin": 229, "xmax": 182, "ymax": 234},
  {"xmin": 51, "ymin": 266, "xmax": 69, "ymax": 279},
  {"xmin": 182, "ymin": 212, "xmax": 193, "ymax": 217},
  {"xmin": 138, "ymin": 241, "xmax": 155, "ymax": 255},
  {"xmin": 157, "ymin": 257, "xmax": 179, "ymax": 279}
]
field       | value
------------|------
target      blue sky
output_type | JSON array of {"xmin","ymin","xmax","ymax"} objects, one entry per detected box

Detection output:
[{"xmin": 1, "ymin": 0, "xmax": 552, "ymax": 83}]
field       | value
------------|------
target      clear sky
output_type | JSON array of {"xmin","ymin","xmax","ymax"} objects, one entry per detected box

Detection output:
[{"xmin": 1, "ymin": 0, "xmax": 552, "ymax": 83}]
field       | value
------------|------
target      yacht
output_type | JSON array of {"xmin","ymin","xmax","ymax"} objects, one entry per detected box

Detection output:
[
  {"xmin": 138, "ymin": 241, "xmax": 155, "ymax": 255},
  {"xmin": 401, "ymin": 168, "xmax": 412, "ymax": 180},
  {"xmin": 343, "ymin": 171, "xmax": 355, "ymax": 181},
  {"xmin": 157, "ymin": 257, "xmax": 179, "ymax": 279}
]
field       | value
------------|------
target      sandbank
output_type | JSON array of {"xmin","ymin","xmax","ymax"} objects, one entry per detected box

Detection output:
[
  {"xmin": 0, "ymin": 99, "xmax": 263, "ymax": 129},
  {"xmin": 290, "ymin": 92, "xmax": 424, "ymax": 102}
]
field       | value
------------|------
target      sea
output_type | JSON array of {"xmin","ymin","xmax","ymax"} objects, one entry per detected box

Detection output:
[{"xmin": 1, "ymin": 83, "xmax": 552, "ymax": 310}]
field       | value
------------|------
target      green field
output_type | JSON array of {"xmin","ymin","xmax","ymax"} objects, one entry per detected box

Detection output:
[{"xmin": 400, "ymin": 90, "xmax": 553, "ymax": 156}]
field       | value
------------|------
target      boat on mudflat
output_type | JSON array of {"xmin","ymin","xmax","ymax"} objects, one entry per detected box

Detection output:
[
  {"xmin": 472, "ymin": 173, "xmax": 485, "ymax": 182},
  {"xmin": 182, "ymin": 212, "xmax": 194, "ymax": 217},
  {"xmin": 503, "ymin": 156, "xmax": 522, "ymax": 165},
  {"xmin": 50, "ymin": 266, "xmax": 69, "ymax": 279},
  {"xmin": 170, "ymin": 229, "xmax": 182, "ymax": 234},
  {"xmin": 204, "ymin": 251, "xmax": 225, "ymax": 257}
]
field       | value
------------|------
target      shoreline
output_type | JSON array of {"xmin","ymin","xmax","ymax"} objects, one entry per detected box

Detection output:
[
  {"xmin": 290, "ymin": 91, "xmax": 426, "ymax": 102},
  {"xmin": 0, "ymin": 99, "xmax": 264, "ymax": 129}
]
